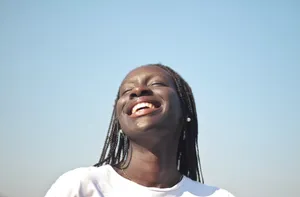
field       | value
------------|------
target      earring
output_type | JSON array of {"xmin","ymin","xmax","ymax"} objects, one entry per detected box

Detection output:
[
  {"xmin": 119, "ymin": 130, "xmax": 123, "ymax": 134},
  {"xmin": 186, "ymin": 117, "xmax": 191, "ymax": 122}
]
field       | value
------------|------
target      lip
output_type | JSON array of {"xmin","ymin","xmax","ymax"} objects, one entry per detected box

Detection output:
[{"xmin": 125, "ymin": 96, "xmax": 162, "ymax": 116}]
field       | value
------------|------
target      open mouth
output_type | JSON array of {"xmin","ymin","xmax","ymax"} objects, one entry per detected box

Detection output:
[{"xmin": 128, "ymin": 101, "xmax": 161, "ymax": 117}]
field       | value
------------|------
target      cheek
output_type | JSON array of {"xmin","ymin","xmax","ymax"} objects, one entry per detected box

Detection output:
[
  {"xmin": 115, "ymin": 99, "xmax": 124, "ymax": 119},
  {"xmin": 168, "ymin": 92, "xmax": 182, "ymax": 118},
  {"xmin": 115, "ymin": 98, "xmax": 129, "ymax": 130},
  {"xmin": 118, "ymin": 116, "xmax": 130, "ymax": 134}
]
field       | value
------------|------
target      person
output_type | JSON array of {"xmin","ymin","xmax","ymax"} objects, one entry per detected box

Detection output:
[{"xmin": 45, "ymin": 64, "xmax": 235, "ymax": 197}]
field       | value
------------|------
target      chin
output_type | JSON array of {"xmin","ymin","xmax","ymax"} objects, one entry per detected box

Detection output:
[{"xmin": 135, "ymin": 116, "xmax": 164, "ymax": 132}]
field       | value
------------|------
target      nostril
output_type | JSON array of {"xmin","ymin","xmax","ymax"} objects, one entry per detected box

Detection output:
[
  {"xmin": 140, "ymin": 90, "xmax": 152, "ymax": 96},
  {"xmin": 130, "ymin": 88, "xmax": 152, "ymax": 98},
  {"xmin": 130, "ymin": 92, "xmax": 138, "ymax": 98}
]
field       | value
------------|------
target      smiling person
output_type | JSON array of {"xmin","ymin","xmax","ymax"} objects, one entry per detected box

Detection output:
[{"xmin": 45, "ymin": 64, "xmax": 234, "ymax": 197}]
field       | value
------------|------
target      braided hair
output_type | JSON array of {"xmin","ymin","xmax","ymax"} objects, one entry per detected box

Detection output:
[{"xmin": 94, "ymin": 63, "xmax": 204, "ymax": 183}]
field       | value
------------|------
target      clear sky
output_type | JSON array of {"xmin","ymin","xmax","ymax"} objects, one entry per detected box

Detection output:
[{"xmin": 0, "ymin": 0, "xmax": 299, "ymax": 197}]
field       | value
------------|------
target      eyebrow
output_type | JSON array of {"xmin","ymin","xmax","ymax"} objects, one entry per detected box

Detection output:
[{"xmin": 121, "ymin": 73, "xmax": 160, "ymax": 86}]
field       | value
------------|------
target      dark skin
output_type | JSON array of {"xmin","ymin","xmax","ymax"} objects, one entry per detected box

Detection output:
[{"xmin": 115, "ymin": 65, "xmax": 184, "ymax": 188}]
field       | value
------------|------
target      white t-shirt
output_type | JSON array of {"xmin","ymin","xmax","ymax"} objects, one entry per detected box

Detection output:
[{"xmin": 45, "ymin": 165, "xmax": 234, "ymax": 197}]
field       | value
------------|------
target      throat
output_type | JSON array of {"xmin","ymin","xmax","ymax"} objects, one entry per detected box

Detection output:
[{"xmin": 117, "ymin": 142, "xmax": 181, "ymax": 188}]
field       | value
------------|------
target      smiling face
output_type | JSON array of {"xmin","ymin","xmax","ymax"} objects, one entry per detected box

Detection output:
[{"xmin": 116, "ymin": 65, "xmax": 182, "ymax": 140}]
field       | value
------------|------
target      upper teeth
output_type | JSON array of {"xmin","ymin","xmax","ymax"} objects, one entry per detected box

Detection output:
[{"xmin": 132, "ymin": 102, "xmax": 155, "ymax": 114}]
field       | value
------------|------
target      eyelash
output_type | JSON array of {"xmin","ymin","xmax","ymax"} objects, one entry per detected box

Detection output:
[
  {"xmin": 150, "ymin": 82, "xmax": 166, "ymax": 86},
  {"xmin": 122, "ymin": 88, "xmax": 132, "ymax": 95}
]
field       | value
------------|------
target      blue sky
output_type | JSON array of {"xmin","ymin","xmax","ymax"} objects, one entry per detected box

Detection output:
[{"xmin": 0, "ymin": 0, "xmax": 299, "ymax": 197}]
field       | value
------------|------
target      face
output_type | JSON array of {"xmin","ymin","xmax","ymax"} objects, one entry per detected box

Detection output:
[{"xmin": 116, "ymin": 66, "xmax": 182, "ymax": 139}]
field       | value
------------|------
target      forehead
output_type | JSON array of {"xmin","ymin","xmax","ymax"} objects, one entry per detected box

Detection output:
[{"xmin": 122, "ymin": 65, "xmax": 173, "ymax": 84}]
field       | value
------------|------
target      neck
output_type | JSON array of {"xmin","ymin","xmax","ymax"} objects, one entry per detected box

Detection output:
[{"xmin": 117, "ymin": 138, "xmax": 182, "ymax": 188}]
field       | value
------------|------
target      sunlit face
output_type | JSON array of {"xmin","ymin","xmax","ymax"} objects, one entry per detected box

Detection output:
[{"xmin": 116, "ymin": 66, "xmax": 182, "ymax": 139}]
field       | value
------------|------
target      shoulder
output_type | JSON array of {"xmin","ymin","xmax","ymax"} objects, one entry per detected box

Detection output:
[
  {"xmin": 182, "ymin": 177, "xmax": 235, "ymax": 197},
  {"xmin": 49, "ymin": 165, "xmax": 106, "ymax": 185},
  {"xmin": 44, "ymin": 165, "xmax": 110, "ymax": 197}
]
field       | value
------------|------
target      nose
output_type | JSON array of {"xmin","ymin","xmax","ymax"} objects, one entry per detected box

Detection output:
[{"xmin": 130, "ymin": 86, "xmax": 152, "ymax": 98}]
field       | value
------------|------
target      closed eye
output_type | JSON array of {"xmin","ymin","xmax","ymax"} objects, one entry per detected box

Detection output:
[
  {"xmin": 150, "ymin": 82, "xmax": 167, "ymax": 87},
  {"xmin": 121, "ymin": 88, "xmax": 133, "ymax": 96}
]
